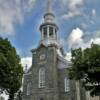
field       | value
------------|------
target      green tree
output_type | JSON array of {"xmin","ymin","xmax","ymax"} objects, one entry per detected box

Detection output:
[
  {"xmin": 68, "ymin": 43, "xmax": 100, "ymax": 96},
  {"xmin": 0, "ymin": 38, "xmax": 23, "ymax": 100}
]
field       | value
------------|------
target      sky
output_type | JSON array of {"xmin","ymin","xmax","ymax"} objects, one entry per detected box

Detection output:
[{"xmin": 0, "ymin": 0, "xmax": 100, "ymax": 68}]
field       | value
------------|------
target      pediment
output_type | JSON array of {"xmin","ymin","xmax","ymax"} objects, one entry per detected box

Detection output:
[{"xmin": 31, "ymin": 43, "xmax": 47, "ymax": 53}]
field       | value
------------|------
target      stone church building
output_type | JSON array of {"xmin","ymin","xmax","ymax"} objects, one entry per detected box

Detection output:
[{"xmin": 22, "ymin": 0, "xmax": 99, "ymax": 100}]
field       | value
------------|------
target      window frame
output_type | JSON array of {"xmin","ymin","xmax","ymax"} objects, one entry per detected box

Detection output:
[
  {"xmin": 64, "ymin": 77, "xmax": 70, "ymax": 92},
  {"xmin": 39, "ymin": 68, "xmax": 46, "ymax": 88},
  {"xmin": 49, "ymin": 26, "xmax": 54, "ymax": 37},
  {"xmin": 43, "ymin": 27, "xmax": 47, "ymax": 38}
]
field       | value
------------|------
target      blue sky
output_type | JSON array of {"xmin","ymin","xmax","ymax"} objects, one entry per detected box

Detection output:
[{"xmin": 0, "ymin": 0, "xmax": 100, "ymax": 66}]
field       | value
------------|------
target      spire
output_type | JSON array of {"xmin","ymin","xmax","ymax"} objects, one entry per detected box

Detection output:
[
  {"xmin": 39, "ymin": 0, "xmax": 59, "ymax": 47},
  {"xmin": 47, "ymin": 0, "xmax": 52, "ymax": 13},
  {"xmin": 44, "ymin": 0, "xmax": 54, "ymax": 23}
]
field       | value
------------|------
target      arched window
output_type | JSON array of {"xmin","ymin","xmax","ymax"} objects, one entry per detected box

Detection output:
[
  {"xmin": 39, "ymin": 68, "xmax": 45, "ymax": 88},
  {"xmin": 64, "ymin": 77, "xmax": 70, "ymax": 92}
]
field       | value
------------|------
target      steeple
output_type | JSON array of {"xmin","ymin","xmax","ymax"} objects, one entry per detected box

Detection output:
[
  {"xmin": 44, "ymin": 0, "xmax": 55, "ymax": 23},
  {"xmin": 39, "ymin": 0, "xmax": 59, "ymax": 46},
  {"xmin": 47, "ymin": 0, "xmax": 52, "ymax": 13}
]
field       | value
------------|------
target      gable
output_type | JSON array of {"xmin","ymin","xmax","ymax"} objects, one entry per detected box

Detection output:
[
  {"xmin": 57, "ymin": 56, "xmax": 72, "ymax": 69},
  {"xmin": 37, "ymin": 44, "xmax": 47, "ymax": 50}
]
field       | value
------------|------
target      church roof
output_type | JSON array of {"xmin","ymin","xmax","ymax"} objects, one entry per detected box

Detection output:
[
  {"xmin": 57, "ymin": 51, "xmax": 72, "ymax": 69},
  {"xmin": 57, "ymin": 55, "xmax": 71, "ymax": 69},
  {"xmin": 39, "ymin": 39, "xmax": 60, "ymax": 48},
  {"xmin": 31, "ymin": 41, "xmax": 60, "ymax": 53}
]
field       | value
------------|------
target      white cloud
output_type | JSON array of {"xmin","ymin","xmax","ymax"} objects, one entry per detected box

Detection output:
[
  {"xmin": 64, "ymin": 29, "xmax": 100, "ymax": 61},
  {"xmin": 66, "ymin": 29, "xmax": 100, "ymax": 62},
  {"xmin": 67, "ymin": 0, "xmax": 83, "ymax": 10},
  {"xmin": 67, "ymin": 28, "xmax": 100, "ymax": 49},
  {"xmin": 93, "ymin": 31, "xmax": 100, "ymax": 38},
  {"xmin": 0, "ymin": 0, "xmax": 36, "ymax": 35},
  {"xmin": 62, "ymin": 11, "xmax": 80, "ymax": 19},
  {"xmin": 62, "ymin": 0, "xmax": 83, "ymax": 6},
  {"xmin": 65, "ymin": 52, "xmax": 72, "ymax": 61},
  {"xmin": 68, "ymin": 27, "xmax": 84, "ymax": 48},
  {"xmin": 92, "ymin": 9, "xmax": 96, "ymax": 18},
  {"xmin": 21, "ymin": 57, "xmax": 32, "ymax": 69},
  {"xmin": 61, "ymin": 0, "xmax": 84, "ymax": 19},
  {"xmin": 91, "ymin": 38, "xmax": 100, "ymax": 45}
]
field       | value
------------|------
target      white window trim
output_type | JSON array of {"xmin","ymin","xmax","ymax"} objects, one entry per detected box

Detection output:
[
  {"xmin": 39, "ymin": 68, "xmax": 45, "ymax": 88},
  {"xmin": 64, "ymin": 77, "xmax": 70, "ymax": 92}
]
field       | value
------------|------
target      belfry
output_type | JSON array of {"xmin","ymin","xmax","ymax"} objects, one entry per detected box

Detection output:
[{"xmin": 39, "ymin": 0, "xmax": 58, "ymax": 47}]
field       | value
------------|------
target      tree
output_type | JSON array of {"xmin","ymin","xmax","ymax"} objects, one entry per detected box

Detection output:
[
  {"xmin": 0, "ymin": 38, "xmax": 23, "ymax": 100},
  {"xmin": 68, "ymin": 43, "xmax": 100, "ymax": 96}
]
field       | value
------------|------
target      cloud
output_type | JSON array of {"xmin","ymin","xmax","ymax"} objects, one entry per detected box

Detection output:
[
  {"xmin": 78, "ymin": 38, "xmax": 100, "ymax": 50},
  {"xmin": 0, "ymin": 0, "xmax": 36, "ymax": 36},
  {"xmin": 93, "ymin": 31, "xmax": 100, "ymax": 38},
  {"xmin": 92, "ymin": 9, "xmax": 96, "ymax": 18},
  {"xmin": 62, "ymin": 11, "xmax": 80, "ymax": 19},
  {"xmin": 91, "ymin": 38, "xmax": 100, "ymax": 44},
  {"xmin": 65, "ymin": 52, "xmax": 72, "ymax": 61},
  {"xmin": 89, "ymin": 31, "xmax": 100, "ymax": 45},
  {"xmin": 80, "ymin": 10, "xmax": 97, "ymax": 30},
  {"xmin": 67, "ymin": 28, "xmax": 100, "ymax": 49},
  {"xmin": 68, "ymin": 27, "xmax": 84, "ymax": 48},
  {"xmin": 67, "ymin": 0, "xmax": 83, "ymax": 10},
  {"xmin": 61, "ymin": 0, "xmax": 84, "ymax": 19},
  {"xmin": 61, "ymin": 0, "xmax": 83, "ymax": 7},
  {"xmin": 66, "ymin": 29, "xmax": 100, "ymax": 61},
  {"xmin": 64, "ymin": 29, "xmax": 100, "ymax": 61},
  {"xmin": 21, "ymin": 57, "xmax": 32, "ymax": 68}
]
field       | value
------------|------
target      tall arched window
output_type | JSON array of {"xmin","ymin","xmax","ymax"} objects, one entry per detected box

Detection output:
[
  {"xmin": 39, "ymin": 68, "xmax": 45, "ymax": 88},
  {"xmin": 64, "ymin": 77, "xmax": 70, "ymax": 92}
]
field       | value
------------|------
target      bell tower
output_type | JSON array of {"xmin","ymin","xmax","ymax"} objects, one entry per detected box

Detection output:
[{"xmin": 39, "ymin": 0, "xmax": 59, "ymax": 46}]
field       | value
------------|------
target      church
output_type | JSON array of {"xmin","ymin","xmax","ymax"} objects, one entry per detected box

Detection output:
[{"xmin": 22, "ymin": 0, "xmax": 87, "ymax": 100}]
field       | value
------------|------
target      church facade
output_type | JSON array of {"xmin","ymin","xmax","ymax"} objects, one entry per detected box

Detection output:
[{"xmin": 22, "ymin": 0, "xmax": 87, "ymax": 100}]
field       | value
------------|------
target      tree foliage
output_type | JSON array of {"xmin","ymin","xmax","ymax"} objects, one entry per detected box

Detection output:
[
  {"xmin": 0, "ymin": 38, "xmax": 23, "ymax": 100},
  {"xmin": 68, "ymin": 43, "xmax": 100, "ymax": 96}
]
